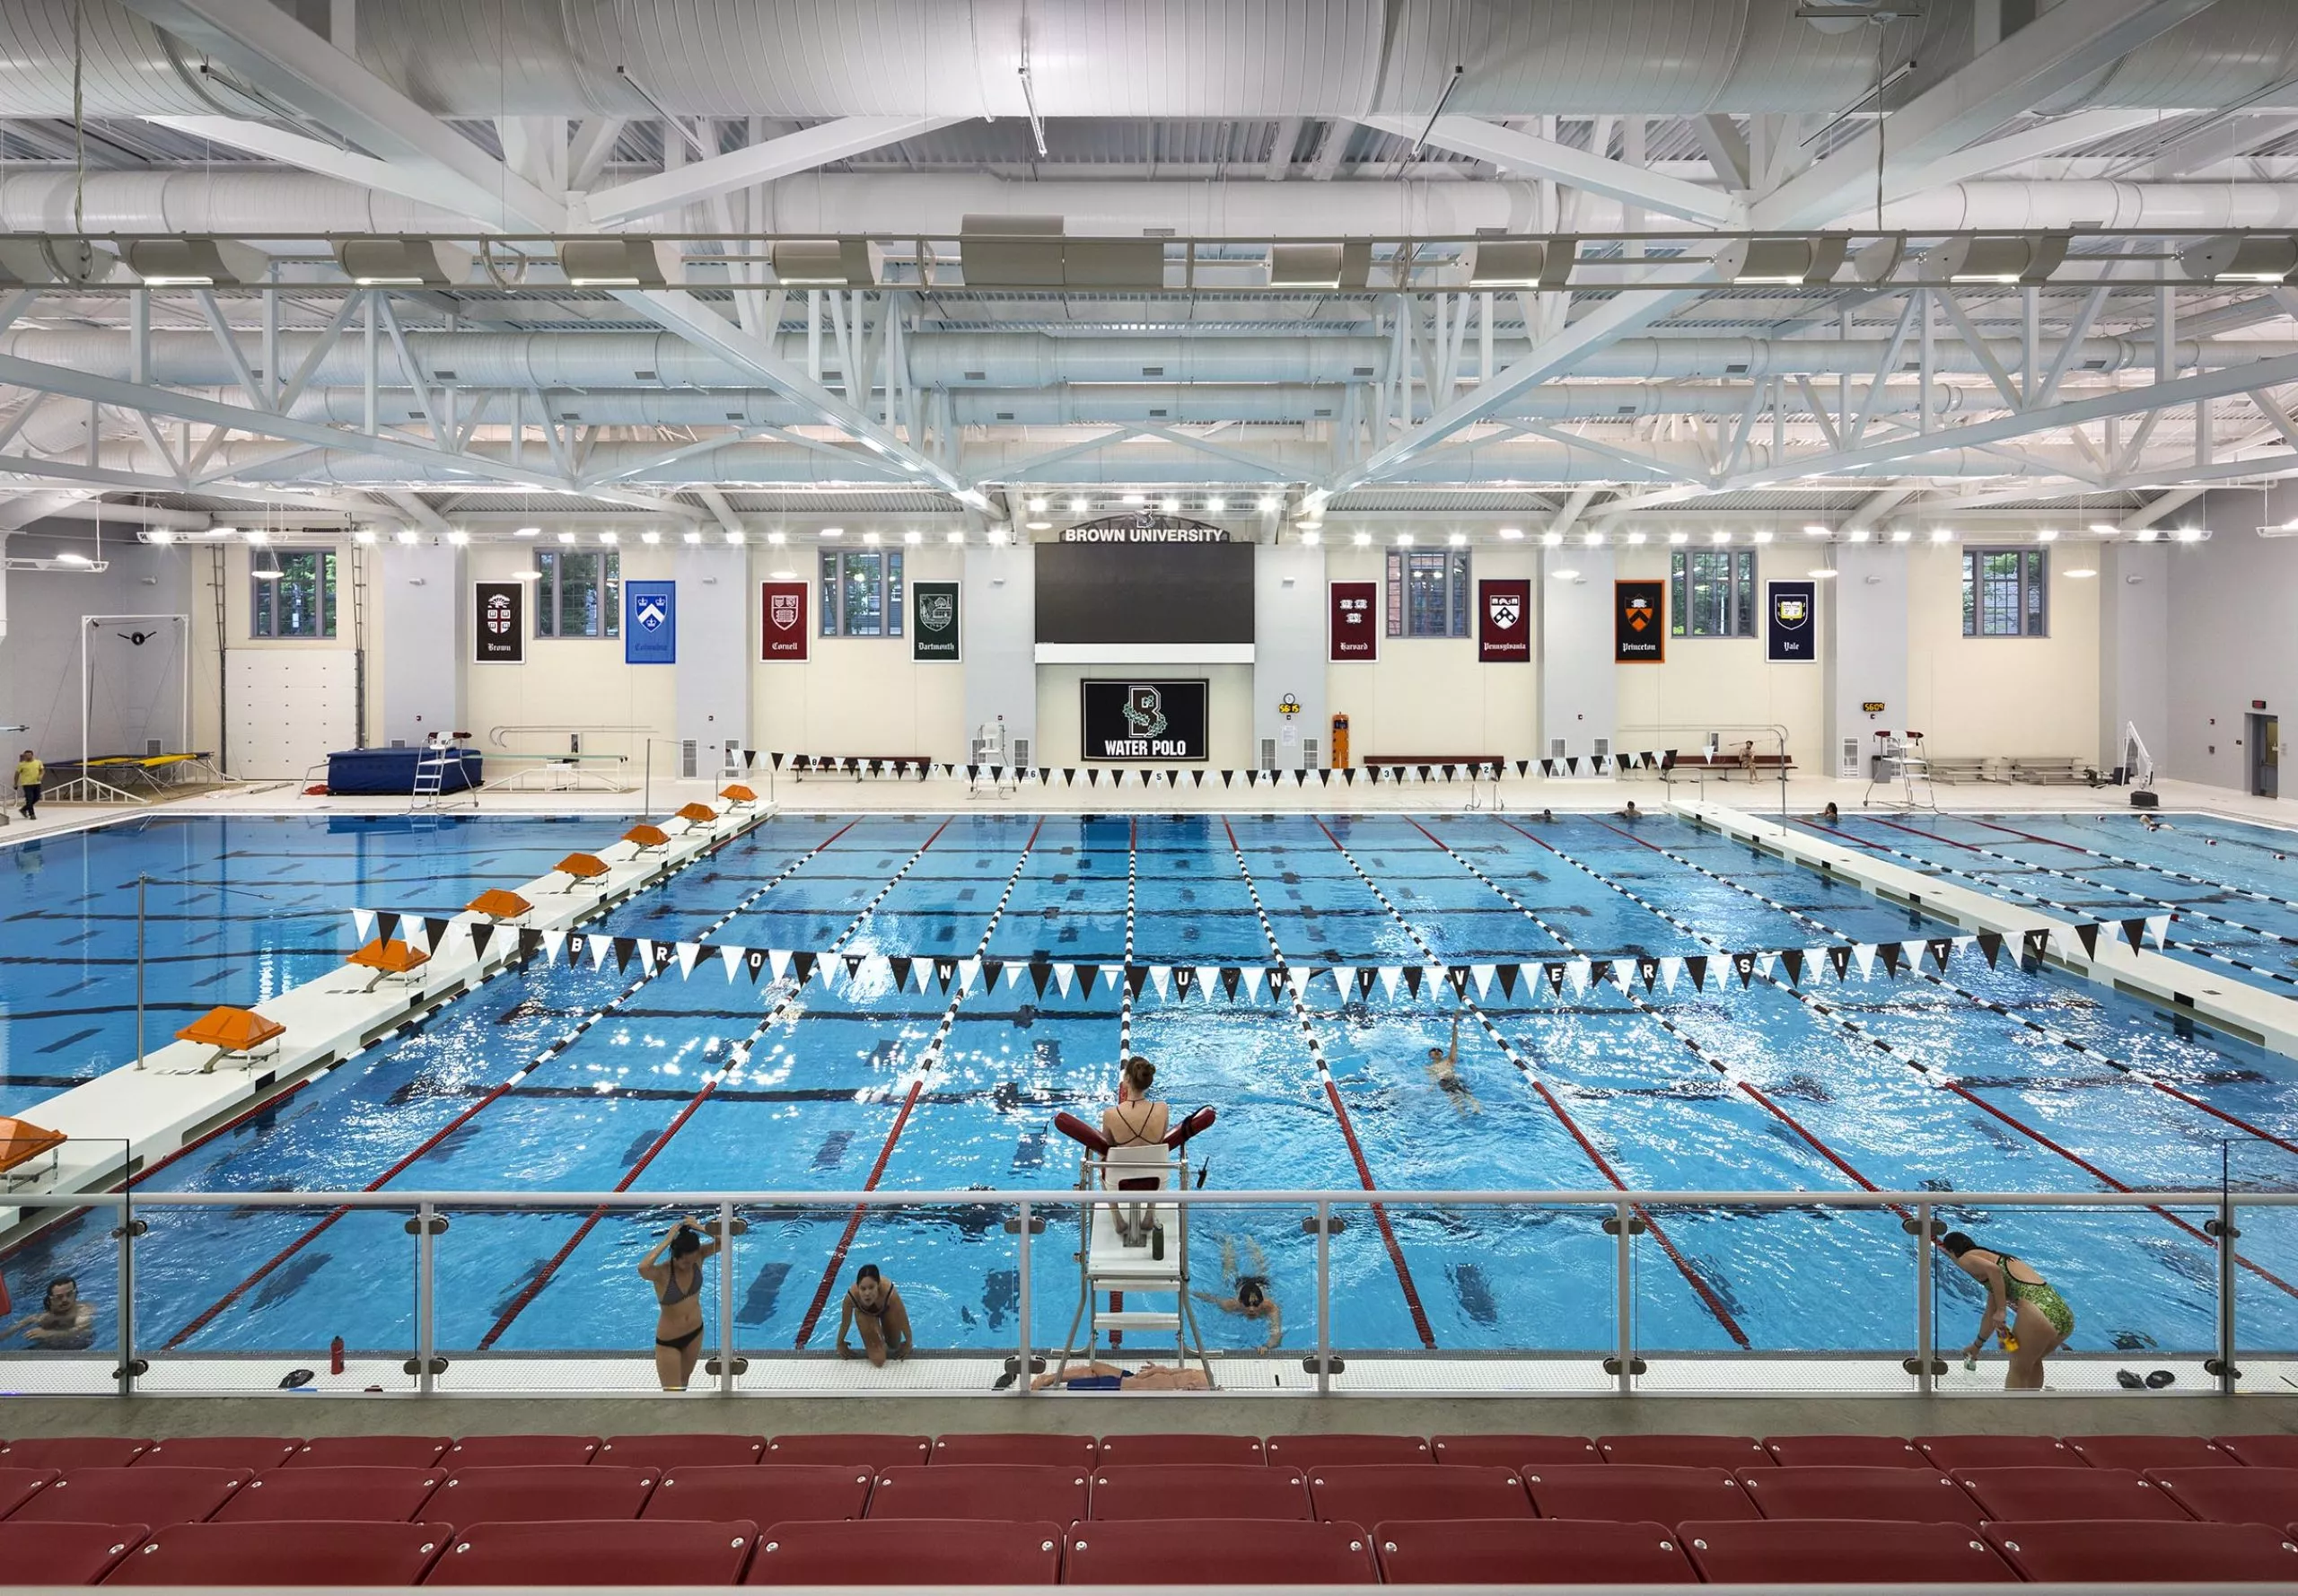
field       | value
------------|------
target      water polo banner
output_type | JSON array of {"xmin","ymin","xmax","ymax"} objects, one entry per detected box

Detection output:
[
  {"xmin": 912, "ymin": 582, "xmax": 960, "ymax": 662},
  {"xmin": 1080, "ymin": 679, "xmax": 1208, "ymax": 761},
  {"xmin": 1329, "ymin": 580, "xmax": 1378, "ymax": 661},
  {"xmin": 759, "ymin": 581, "xmax": 808, "ymax": 661},
  {"xmin": 625, "ymin": 581, "xmax": 675, "ymax": 665},
  {"xmin": 1479, "ymin": 578, "xmax": 1531, "ymax": 663},
  {"xmin": 1615, "ymin": 579, "xmax": 1664, "ymax": 662},
  {"xmin": 473, "ymin": 581, "xmax": 524, "ymax": 664},
  {"xmin": 1767, "ymin": 580, "xmax": 1816, "ymax": 662}
]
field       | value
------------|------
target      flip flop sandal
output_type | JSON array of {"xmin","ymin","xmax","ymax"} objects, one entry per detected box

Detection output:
[
  {"xmin": 2146, "ymin": 1369, "xmax": 2177, "ymax": 1389},
  {"xmin": 2116, "ymin": 1369, "xmax": 2145, "ymax": 1389},
  {"xmin": 990, "ymin": 1370, "xmax": 1018, "ymax": 1391}
]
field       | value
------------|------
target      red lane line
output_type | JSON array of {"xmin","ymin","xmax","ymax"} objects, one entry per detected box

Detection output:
[
  {"xmin": 1962, "ymin": 815, "xmax": 2091, "ymax": 852},
  {"xmin": 1866, "ymin": 814, "xmax": 1987, "ymax": 854},
  {"xmin": 1780, "ymin": 815, "xmax": 1895, "ymax": 853},
  {"xmin": 163, "ymin": 817, "xmax": 865, "ymax": 1350}
]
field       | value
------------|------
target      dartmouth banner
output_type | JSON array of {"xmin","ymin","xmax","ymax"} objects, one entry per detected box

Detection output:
[
  {"xmin": 1615, "ymin": 579, "xmax": 1664, "ymax": 662},
  {"xmin": 473, "ymin": 580, "xmax": 524, "ymax": 664},
  {"xmin": 912, "ymin": 581, "xmax": 960, "ymax": 662},
  {"xmin": 1767, "ymin": 579, "xmax": 1817, "ymax": 662}
]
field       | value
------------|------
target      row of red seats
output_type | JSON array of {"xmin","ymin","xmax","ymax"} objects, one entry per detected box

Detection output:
[
  {"xmin": 4, "ymin": 1430, "xmax": 2289, "ymax": 1471},
  {"xmin": 8, "ymin": 1515, "xmax": 2298, "ymax": 1584}
]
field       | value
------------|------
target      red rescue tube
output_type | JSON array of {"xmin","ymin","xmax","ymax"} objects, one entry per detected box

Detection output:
[
  {"xmin": 1052, "ymin": 1110, "xmax": 1112, "ymax": 1156},
  {"xmin": 1164, "ymin": 1105, "xmax": 1217, "ymax": 1150}
]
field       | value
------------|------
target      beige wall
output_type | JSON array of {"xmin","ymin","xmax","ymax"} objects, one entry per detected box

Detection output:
[
  {"xmin": 750, "ymin": 544, "xmax": 969, "ymax": 761},
  {"xmin": 1321, "ymin": 541, "xmax": 1539, "ymax": 760},
  {"xmin": 1904, "ymin": 539, "xmax": 2101, "ymax": 761},
  {"xmin": 465, "ymin": 540, "xmax": 676, "ymax": 762},
  {"xmin": 1611, "ymin": 542, "xmax": 1826, "ymax": 764}
]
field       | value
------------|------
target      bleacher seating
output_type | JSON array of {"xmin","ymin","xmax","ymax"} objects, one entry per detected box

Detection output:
[
  {"xmin": 1373, "ymin": 1518, "xmax": 1696, "ymax": 1584},
  {"xmin": 1306, "ymin": 1464, "xmax": 1531, "ymax": 1525},
  {"xmin": 1522, "ymin": 1464, "xmax": 1758, "ymax": 1525},
  {"xmin": 1066, "ymin": 1519, "xmax": 1378, "ymax": 1584},
  {"xmin": 427, "ymin": 1519, "xmax": 757, "ymax": 1586},
  {"xmin": 2063, "ymin": 1434, "xmax": 2231, "ymax": 1470},
  {"xmin": 2150, "ymin": 1466, "xmax": 2298, "ymax": 1526},
  {"xmin": 442, "ymin": 1434, "xmax": 600, "ymax": 1468},
  {"xmin": 1431, "ymin": 1434, "xmax": 1600, "ymax": 1466},
  {"xmin": 1679, "ymin": 1519, "xmax": 2017, "ymax": 1583},
  {"xmin": 9, "ymin": 1469, "xmax": 245, "ymax": 1529},
  {"xmin": 133, "ymin": 1438, "xmax": 298, "ymax": 1472},
  {"xmin": 208, "ymin": 1465, "xmax": 444, "ymax": 1524},
  {"xmin": 747, "ymin": 1520, "xmax": 1063, "ymax": 1585},
  {"xmin": 1737, "ymin": 1466, "xmax": 1986, "ymax": 1527},
  {"xmin": 1916, "ymin": 1434, "xmax": 2082, "ymax": 1470},
  {"xmin": 0, "ymin": 1440, "xmax": 151, "ymax": 1470},
  {"xmin": 1094, "ymin": 1434, "xmax": 1265, "ymax": 1464},
  {"xmin": 284, "ymin": 1436, "xmax": 450, "ymax": 1469},
  {"xmin": 1088, "ymin": 1463, "xmax": 1312, "ymax": 1521},
  {"xmin": 1263, "ymin": 1434, "xmax": 1430, "ymax": 1468},
  {"xmin": 0, "ymin": 1467, "xmax": 57, "ymax": 1519},
  {"xmin": 642, "ymin": 1465, "xmax": 872, "ymax": 1525},
  {"xmin": 0, "ymin": 1521, "xmax": 148, "ymax": 1584},
  {"xmin": 1761, "ymin": 1434, "xmax": 1925, "ymax": 1468},
  {"xmin": 930, "ymin": 1434, "xmax": 1099, "ymax": 1468},
  {"xmin": 760, "ymin": 1434, "xmax": 929, "ymax": 1469},
  {"xmin": 103, "ymin": 1520, "xmax": 450, "ymax": 1585},
  {"xmin": 1985, "ymin": 1521, "xmax": 2298, "ymax": 1583},
  {"xmin": 868, "ymin": 1464, "xmax": 1091, "ymax": 1524},
  {"xmin": 1597, "ymin": 1434, "xmax": 1771, "ymax": 1469},
  {"xmin": 1952, "ymin": 1465, "xmax": 2197, "ymax": 1522},
  {"xmin": 421, "ymin": 1465, "xmax": 656, "ymax": 1527},
  {"xmin": 2215, "ymin": 1434, "xmax": 2298, "ymax": 1469},
  {"xmin": 597, "ymin": 1434, "xmax": 766, "ymax": 1469}
]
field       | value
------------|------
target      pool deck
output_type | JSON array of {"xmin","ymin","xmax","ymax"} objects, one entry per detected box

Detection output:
[{"xmin": 0, "ymin": 794, "xmax": 776, "ymax": 1237}]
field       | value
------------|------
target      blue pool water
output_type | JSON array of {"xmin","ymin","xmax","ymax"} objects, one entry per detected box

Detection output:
[{"xmin": 5, "ymin": 809, "xmax": 2298, "ymax": 1367}]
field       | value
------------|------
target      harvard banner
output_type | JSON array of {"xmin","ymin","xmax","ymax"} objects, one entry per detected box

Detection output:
[
  {"xmin": 625, "ymin": 580, "xmax": 675, "ymax": 665},
  {"xmin": 1614, "ymin": 579, "xmax": 1664, "ymax": 663},
  {"xmin": 760, "ymin": 581, "xmax": 808, "ymax": 661},
  {"xmin": 1767, "ymin": 579, "xmax": 1816, "ymax": 662},
  {"xmin": 1329, "ymin": 580, "xmax": 1378, "ymax": 662},
  {"xmin": 1478, "ymin": 578, "xmax": 1531, "ymax": 663},
  {"xmin": 912, "ymin": 581, "xmax": 960, "ymax": 662},
  {"xmin": 474, "ymin": 581, "xmax": 524, "ymax": 664}
]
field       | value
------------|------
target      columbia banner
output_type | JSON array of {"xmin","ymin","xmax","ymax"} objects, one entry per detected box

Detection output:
[
  {"xmin": 473, "ymin": 581, "xmax": 524, "ymax": 664},
  {"xmin": 625, "ymin": 581, "xmax": 675, "ymax": 665},
  {"xmin": 1767, "ymin": 579, "xmax": 1817, "ymax": 663},
  {"xmin": 1615, "ymin": 579, "xmax": 1664, "ymax": 662},
  {"xmin": 759, "ymin": 580, "xmax": 809, "ymax": 662},
  {"xmin": 1478, "ymin": 578, "xmax": 1531, "ymax": 663},
  {"xmin": 912, "ymin": 581, "xmax": 960, "ymax": 662},
  {"xmin": 1329, "ymin": 580, "xmax": 1378, "ymax": 661}
]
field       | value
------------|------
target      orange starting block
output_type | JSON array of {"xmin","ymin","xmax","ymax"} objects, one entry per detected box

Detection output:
[
  {"xmin": 466, "ymin": 888, "xmax": 533, "ymax": 921},
  {"xmin": 345, "ymin": 938, "xmax": 431, "ymax": 992},
  {"xmin": 0, "ymin": 1116, "xmax": 66, "ymax": 1190},
  {"xmin": 175, "ymin": 1005, "xmax": 287, "ymax": 1074}
]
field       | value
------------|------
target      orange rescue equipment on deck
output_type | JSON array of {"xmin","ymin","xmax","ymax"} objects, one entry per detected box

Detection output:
[
  {"xmin": 0, "ymin": 1116, "xmax": 67, "ymax": 1186},
  {"xmin": 466, "ymin": 888, "xmax": 533, "ymax": 921},
  {"xmin": 675, "ymin": 802, "xmax": 718, "ymax": 825},
  {"xmin": 623, "ymin": 823, "xmax": 672, "ymax": 852},
  {"xmin": 175, "ymin": 1004, "xmax": 287, "ymax": 1073}
]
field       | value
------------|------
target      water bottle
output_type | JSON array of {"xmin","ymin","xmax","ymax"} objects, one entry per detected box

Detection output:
[
  {"xmin": 1151, "ymin": 1224, "xmax": 1165, "ymax": 1261},
  {"xmin": 329, "ymin": 1335, "xmax": 346, "ymax": 1375}
]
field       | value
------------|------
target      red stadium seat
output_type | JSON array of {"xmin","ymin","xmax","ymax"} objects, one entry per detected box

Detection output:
[
  {"xmin": 928, "ymin": 1434, "xmax": 1097, "ymax": 1468},
  {"xmin": 1087, "ymin": 1464, "xmax": 1311, "ymax": 1521},
  {"xmin": 1431, "ymin": 1435, "xmax": 1600, "ymax": 1467},
  {"xmin": 425, "ymin": 1518, "xmax": 758, "ymax": 1587},
  {"xmin": 0, "ymin": 1467, "xmax": 57, "ymax": 1519},
  {"xmin": 1066, "ymin": 1519, "xmax": 1377, "ymax": 1584},
  {"xmin": 103, "ymin": 1520, "xmax": 450, "ymax": 1585},
  {"xmin": 0, "ymin": 1439, "xmax": 151, "ymax": 1470},
  {"xmin": 1373, "ymin": 1519, "xmax": 1697, "ymax": 1584},
  {"xmin": 1681, "ymin": 1519, "xmax": 2014, "ymax": 1583},
  {"xmin": 1762, "ymin": 1435, "xmax": 1925, "ymax": 1469},
  {"xmin": 598, "ymin": 1434, "xmax": 766, "ymax": 1469},
  {"xmin": 421, "ymin": 1465, "xmax": 655, "ymax": 1528},
  {"xmin": 12, "ymin": 1469, "xmax": 245, "ymax": 1529},
  {"xmin": 208, "ymin": 1466, "xmax": 446, "ymax": 1524},
  {"xmin": 1307, "ymin": 1464, "xmax": 1531, "ymax": 1525},
  {"xmin": 442, "ymin": 1435, "xmax": 600, "ymax": 1468},
  {"xmin": 283, "ymin": 1436, "xmax": 450, "ymax": 1469},
  {"xmin": 1094, "ymin": 1434, "xmax": 1265, "ymax": 1465},
  {"xmin": 1953, "ymin": 1465, "xmax": 2197, "ymax": 1522},
  {"xmin": 744, "ymin": 1519, "xmax": 1062, "ymax": 1584},
  {"xmin": 1521, "ymin": 1464, "xmax": 1756, "ymax": 1526},
  {"xmin": 2217, "ymin": 1434, "xmax": 2298, "ymax": 1469},
  {"xmin": 1263, "ymin": 1434, "xmax": 1429, "ymax": 1468},
  {"xmin": 1737, "ymin": 1467, "xmax": 1986, "ymax": 1528},
  {"xmin": 2066, "ymin": 1434, "xmax": 2232, "ymax": 1471},
  {"xmin": 1596, "ymin": 1434, "xmax": 1770, "ymax": 1469},
  {"xmin": 0, "ymin": 1522, "xmax": 147, "ymax": 1584},
  {"xmin": 763, "ymin": 1434, "xmax": 929, "ymax": 1470},
  {"xmin": 644, "ymin": 1465, "xmax": 873, "ymax": 1525},
  {"xmin": 2150, "ymin": 1467, "xmax": 2298, "ymax": 1527},
  {"xmin": 134, "ymin": 1438, "xmax": 299, "ymax": 1472},
  {"xmin": 865, "ymin": 1465, "xmax": 1086, "ymax": 1524},
  {"xmin": 1915, "ymin": 1434, "xmax": 2082, "ymax": 1470},
  {"xmin": 1987, "ymin": 1520, "xmax": 2298, "ymax": 1583}
]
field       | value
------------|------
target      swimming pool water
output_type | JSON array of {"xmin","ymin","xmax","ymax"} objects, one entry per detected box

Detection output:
[{"xmin": 6, "ymin": 809, "xmax": 2298, "ymax": 1371}]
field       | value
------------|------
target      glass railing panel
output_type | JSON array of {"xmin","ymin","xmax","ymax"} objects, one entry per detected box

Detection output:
[{"xmin": 0, "ymin": 1196, "xmax": 129, "ymax": 1396}]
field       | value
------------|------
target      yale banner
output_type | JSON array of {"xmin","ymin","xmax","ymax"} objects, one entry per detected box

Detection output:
[
  {"xmin": 1615, "ymin": 579, "xmax": 1664, "ymax": 662},
  {"xmin": 1767, "ymin": 579, "xmax": 1817, "ymax": 662},
  {"xmin": 912, "ymin": 581, "xmax": 960, "ymax": 661},
  {"xmin": 759, "ymin": 581, "xmax": 809, "ymax": 661},
  {"xmin": 473, "ymin": 580, "xmax": 524, "ymax": 664},
  {"xmin": 1329, "ymin": 580, "xmax": 1378, "ymax": 661},
  {"xmin": 1478, "ymin": 578, "xmax": 1531, "ymax": 663},
  {"xmin": 625, "ymin": 580, "xmax": 675, "ymax": 664}
]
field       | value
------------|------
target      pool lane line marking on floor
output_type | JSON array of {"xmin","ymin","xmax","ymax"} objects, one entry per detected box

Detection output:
[
  {"xmin": 1222, "ymin": 816, "xmax": 1439, "ymax": 1352},
  {"xmin": 162, "ymin": 818, "xmax": 869, "ymax": 1351},
  {"xmin": 1561, "ymin": 817, "xmax": 2298, "ymax": 1301},
  {"xmin": 482, "ymin": 816, "xmax": 964, "ymax": 1354},
  {"xmin": 1375, "ymin": 817, "xmax": 1759, "ymax": 1348},
  {"xmin": 793, "ymin": 817, "xmax": 1049, "ymax": 1351}
]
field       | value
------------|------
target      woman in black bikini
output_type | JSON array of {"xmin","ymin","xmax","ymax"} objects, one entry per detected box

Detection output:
[
  {"xmin": 1101, "ymin": 1057, "xmax": 1170, "ymax": 1244},
  {"xmin": 638, "ymin": 1217, "xmax": 717, "ymax": 1391}
]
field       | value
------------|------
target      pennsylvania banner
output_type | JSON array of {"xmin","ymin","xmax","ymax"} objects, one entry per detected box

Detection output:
[
  {"xmin": 1615, "ymin": 579, "xmax": 1664, "ymax": 662},
  {"xmin": 473, "ymin": 580, "xmax": 524, "ymax": 664},
  {"xmin": 1478, "ymin": 578, "xmax": 1531, "ymax": 663},
  {"xmin": 624, "ymin": 580, "xmax": 676, "ymax": 665},
  {"xmin": 1329, "ymin": 579, "xmax": 1379, "ymax": 661},
  {"xmin": 1767, "ymin": 579, "xmax": 1817, "ymax": 662},
  {"xmin": 760, "ymin": 580, "xmax": 809, "ymax": 662},
  {"xmin": 912, "ymin": 581, "xmax": 960, "ymax": 662}
]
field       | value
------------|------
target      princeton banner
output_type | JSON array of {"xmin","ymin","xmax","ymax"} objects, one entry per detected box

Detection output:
[
  {"xmin": 1329, "ymin": 579, "xmax": 1378, "ymax": 661},
  {"xmin": 1478, "ymin": 577, "xmax": 1531, "ymax": 663},
  {"xmin": 1767, "ymin": 579, "xmax": 1816, "ymax": 662},
  {"xmin": 473, "ymin": 581, "xmax": 524, "ymax": 664},
  {"xmin": 912, "ymin": 581, "xmax": 960, "ymax": 662},
  {"xmin": 624, "ymin": 580, "xmax": 675, "ymax": 665},
  {"xmin": 1615, "ymin": 579, "xmax": 1664, "ymax": 662},
  {"xmin": 759, "ymin": 580, "xmax": 809, "ymax": 661},
  {"xmin": 1080, "ymin": 679, "xmax": 1209, "ymax": 761}
]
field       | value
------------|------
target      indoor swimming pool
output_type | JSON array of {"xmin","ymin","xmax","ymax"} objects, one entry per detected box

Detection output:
[{"xmin": 5, "ymin": 809, "xmax": 2298, "ymax": 1379}]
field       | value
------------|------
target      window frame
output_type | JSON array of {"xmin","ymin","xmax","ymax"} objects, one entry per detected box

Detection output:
[
  {"xmin": 1669, "ymin": 548, "xmax": 1759, "ymax": 639},
  {"xmin": 533, "ymin": 548, "xmax": 622, "ymax": 639},
  {"xmin": 1383, "ymin": 547, "xmax": 1473, "ymax": 638},
  {"xmin": 817, "ymin": 548, "xmax": 906, "ymax": 637},
  {"xmin": 249, "ymin": 549, "xmax": 338, "ymax": 639},
  {"xmin": 1961, "ymin": 547, "xmax": 2049, "ymax": 637}
]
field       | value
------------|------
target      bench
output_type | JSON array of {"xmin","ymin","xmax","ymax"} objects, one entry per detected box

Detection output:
[
  {"xmin": 1361, "ymin": 756, "xmax": 1502, "ymax": 772},
  {"xmin": 1662, "ymin": 750, "xmax": 1794, "ymax": 782},
  {"xmin": 2009, "ymin": 756, "xmax": 2099, "ymax": 785},
  {"xmin": 1923, "ymin": 755, "xmax": 1990, "ymax": 783},
  {"xmin": 786, "ymin": 755, "xmax": 927, "ymax": 781}
]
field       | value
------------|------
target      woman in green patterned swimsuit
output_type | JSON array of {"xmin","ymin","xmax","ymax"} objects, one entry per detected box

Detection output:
[{"xmin": 1943, "ymin": 1232, "xmax": 2074, "ymax": 1390}]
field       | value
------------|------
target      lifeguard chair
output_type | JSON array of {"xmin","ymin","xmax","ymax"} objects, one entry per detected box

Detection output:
[
  {"xmin": 1049, "ymin": 1107, "xmax": 1218, "ymax": 1382},
  {"xmin": 175, "ymin": 1005, "xmax": 286, "ymax": 1074},
  {"xmin": 1864, "ymin": 729, "xmax": 1937, "ymax": 813}
]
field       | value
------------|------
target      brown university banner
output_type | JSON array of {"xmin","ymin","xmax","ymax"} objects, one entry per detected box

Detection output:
[
  {"xmin": 1615, "ymin": 579, "xmax": 1664, "ymax": 662},
  {"xmin": 1478, "ymin": 578, "xmax": 1531, "ymax": 662}
]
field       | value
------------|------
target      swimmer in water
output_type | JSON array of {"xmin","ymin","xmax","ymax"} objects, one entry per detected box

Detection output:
[
  {"xmin": 1540, "ymin": 808, "xmax": 1555, "ymax": 823},
  {"xmin": 1618, "ymin": 800, "xmax": 1642, "ymax": 822},
  {"xmin": 1425, "ymin": 1013, "xmax": 1481, "ymax": 1115},
  {"xmin": 1820, "ymin": 802, "xmax": 1840, "ymax": 825},
  {"xmin": 1192, "ymin": 1234, "xmax": 1284, "ymax": 1351}
]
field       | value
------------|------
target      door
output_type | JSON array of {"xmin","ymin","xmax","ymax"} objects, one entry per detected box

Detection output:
[{"xmin": 2250, "ymin": 713, "xmax": 2280, "ymax": 799}]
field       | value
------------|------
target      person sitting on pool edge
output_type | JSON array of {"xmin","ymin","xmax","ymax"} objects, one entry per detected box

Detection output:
[
  {"xmin": 1193, "ymin": 1233, "xmax": 1284, "ymax": 1351},
  {"xmin": 837, "ymin": 1263, "xmax": 913, "ymax": 1366},
  {"xmin": 1942, "ymin": 1231, "xmax": 2074, "ymax": 1390},
  {"xmin": 638, "ymin": 1218, "xmax": 718, "ymax": 1391}
]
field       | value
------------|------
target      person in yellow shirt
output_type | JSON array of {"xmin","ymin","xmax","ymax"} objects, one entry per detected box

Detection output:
[{"xmin": 14, "ymin": 750, "xmax": 41, "ymax": 820}]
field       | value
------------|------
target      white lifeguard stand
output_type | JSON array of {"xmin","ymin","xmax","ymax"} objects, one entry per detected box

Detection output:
[
  {"xmin": 1864, "ymin": 729, "xmax": 1938, "ymax": 812},
  {"xmin": 969, "ymin": 716, "xmax": 1018, "ymax": 798},
  {"xmin": 1050, "ymin": 1110, "xmax": 1216, "ymax": 1382}
]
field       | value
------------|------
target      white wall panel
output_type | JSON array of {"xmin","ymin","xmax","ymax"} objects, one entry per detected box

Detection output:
[{"xmin": 226, "ymin": 648, "xmax": 355, "ymax": 776}]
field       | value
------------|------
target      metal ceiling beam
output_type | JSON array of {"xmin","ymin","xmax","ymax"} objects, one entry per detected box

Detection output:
[
  {"xmin": 2119, "ymin": 487, "xmax": 2207, "ymax": 528},
  {"xmin": 1885, "ymin": 108, "xmax": 2171, "ymax": 199},
  {"xmin": 2149, "ymin": 110, "xmax": 2298, "ymax": 179},
  {"xmin": 142, "ymin": 116, "xmax": 464, "ymax": 215},
  {"xmin": 1358, "ymin": 113, "xmax": 1740, "ymax": 226},
  {"xmin": 584, "ymin": 115, "xmax": 966, "ymax": 225}
]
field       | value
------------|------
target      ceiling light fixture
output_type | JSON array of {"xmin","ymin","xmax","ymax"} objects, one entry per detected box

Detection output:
[
  {"xmin": 1353, "ymin": 531, "xmax": 1371, "ymax": 546},
  {"xmin": 514, "ymin": 526, "xmax": 540, "ymax": 538},
  {"xmin": 2179, "ymin": 233, "xmax": 2298, "ymax": 284},
  {"xmin": 1732, "ymin": 236, "xmax": 1848, "ymax": 285},
  {"xmin": 1498, "ymin": 526, "xmax": 1524, "ymax": 540},
  {"xmin": 641, "ymin": 530, "xmax": 661, "ymax": 544},
  {"xmin": 1929, "ymin": 232, "xmax": 2069, "ymax": 285},
  {"xmin": 682, "ymin": 531, "xmax": 703, "ymax": 544}
]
